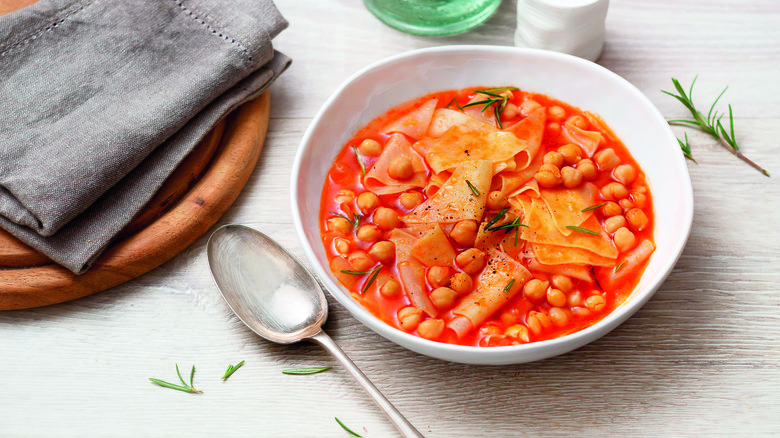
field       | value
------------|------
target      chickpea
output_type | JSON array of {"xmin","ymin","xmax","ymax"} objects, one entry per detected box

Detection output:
[
  {"xmin": 450, "ymin": 272, "xmax": 473, "ymax": 295},
  {"xmin": 430, "ymin": 287, "xmax": 458, "ymax": 309},
  {"xmin": 526, "ymin": 313, "xmax": 542, "ymax": 335},
  {"xmin": 502, "ymin": 102, "xmax": 518, "ymax": 119},
  {"xmin": 480, "ymin": 325, "xmax": 502, "ymax": 336},
  {"xmin": 357, "ymin": 224, "xmax": 382, "ymax": 242},
  {"xmin": 543, "ymin": 151, "xmax": 564, "ymax": 168},
  {"xmin": 356, "ymin": 192, "xmax": 380, "ymax": 213},
  {"xmin": 523, "ymin": 279, "xmax": 549, "ymax": 303},
  {"xmin": 379, "ymin": 279, "xmax": 401, "ymax": 298},
  {"xmin": 418, "ymin": 319, "xmax": 445, "ymax": 340},
  {"xmin": 334, "ymin": 237, "xmax": 351, "ymax": 255},
  {"xmin": 568, "ymin": 115, "xmax": 588, "ymax": 129},
  {"xmin": 568, "ymin": 290, "xmax": 583, "ymax": 307},
  {"xmin": 546, "ymin": 122, "xmax": 561, "ymax": 137},
  {"xmin": 631, "ymin": 192, "xmax": 648, "ymax": 209},
  {"xmin": 572, "ymin": 307, "xmax": 593, "ymax": 318},
  {"xmin": 335, "ymin": 189, "xmax": 355, "ymax": 204},
  {"xmin": 399, "ymin": 191, "xmax": 424, "ymax": 209},
  {"xmin": 619, "ymin": 198, "xmax": 635, "ymax": 211},
  {"xmin": 486, "ymin": 191, "xmax": 508, "ymax": 211},
  {"xmin": 604, "ymin": 215, "xmax": 627, "ymax": 234},
  {"xmin": 548, "ymin": 105, "xmax": 566, "ymax": 121},
  {"xmin": 505, "ymin": 324, "xmax": 529, "ymax": 342},
  {"xmin": 450, "ymin": 220, "xmax": 478, "ymax": 247},
  {"xmin": 501, "ymin": 90, "xmax": 515, "ymax": 100},
  {"xmin": 601, "ymin": 182, "xmax": 629, "ymax": 200},
  {"xmin": 561, "ymin": 166, "xmax": 583, "ymax": 188},
  {"xmin": 613, "ymin": 164, "xmax": 637, "ymax": 185},
  {"xmin": 534, "ymin": 164, "xmax": 563, "ymax": 188},
  {"xmin": 500, "ymin": 311, "xmax": 517, "ymax": 327},
  {"xmin": 551, "ymin": 275, "xmax": 573, "ymax": 293},
  {"xmin": 626, "ymin": 208, "xmax": 649, "ymax": 231},
  {"xmin": 613, "ymin": 227, "xmax": 637, "ymax": 252},
  {"xmin": 585, "ymin": 295, "xmax": 606, "ymax": 312},
  {"xmin": 358, "ymin": 138, "xmax": 382, "ymax": 157},
  {"xmin": 577, "ymin": 159, "xmax": 597, "ymax": 180},
  {"xmin": 348, "ymin": 251, "xmax": 374, "ymax": 271},
  {"xmin": 549, "ymin": 307, "xmax": 569, "ymax": 327},
  {"xmin": 559, "ymin": 144, "xmax": 583, "ymax": 165},
  {"xmin": 547, "ymin": 288, "xmax": 567, "ymax": 307},
  {"xmin": 327, "ymin": 217, "xmax": 353, "ymax": 234},
  {"xmin": 520, "ymin": 100, "xmax": 542, "ymax": 115},
  {"xmin": 368, "ymin": 241, "xmax": 395, "ymax": 262},
  {"xmin": 601, "ymin": 201, "xmax": 622, "ymax": 217},
  {"xmin": 456, "ymin": 248, "xmax": 486, "ymax": 275},
  {"xmin": 535, "ymin": 312, "xmax": 552, "ymax": 328},
  {"xmin": 398, "ymin": 306, "xmax": 423, "ymax": 331},
  {"xmin": 373, "ymin": 207, "xmax": 401, "ymax": 230},
  {"xmin": 594, "ymin": 148, "xmax": 620, "ymax": 171},
  {"xmin": 427, "ymin": 266, "xmax": 452, "ymax": 288},
  {"xmin": 388, "ymin": 156, "xmax": 414, "ymax": 180}
]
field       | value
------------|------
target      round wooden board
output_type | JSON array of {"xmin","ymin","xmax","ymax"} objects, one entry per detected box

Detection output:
[{"xmin": 0, "ymin": 91, "xmax": 271, "ymax": 310}]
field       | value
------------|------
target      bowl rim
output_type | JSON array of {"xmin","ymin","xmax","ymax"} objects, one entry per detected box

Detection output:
[{"xmin": 290, "ymin": 45, "xmax": 694, "ymax": 362}]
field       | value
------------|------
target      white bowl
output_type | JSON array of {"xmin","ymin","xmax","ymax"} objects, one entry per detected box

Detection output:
[{"xmin": 291, "ymin": 46, "xmax": 693, "ymax": 365}]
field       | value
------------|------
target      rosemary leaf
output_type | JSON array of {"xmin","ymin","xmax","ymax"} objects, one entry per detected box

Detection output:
[
  {"xmin": 353, "ymin": 145, "xmax": 367, "ymax": 176},
  {"xmin": 478, "ymin": 86, "xmax": 519, "ymax": 93},
  {"xmin": 282, "ymin": 366, "xmax": 332, "ymax": 375},
  {"xmin": 361, "ymin": 266, "xmax": 382, "ymax": 294},
  {"xmin": 503, "ymin": 279, "xmax": 516, "ymax": 294},
  {"xmin": 222, "ymin": 360, "xmax": 245, "ymax": 380},
  {"xmin": 335, "ymin": 417, "xmax": 363, "ymax": 437},
  {"xmin": 614, "ymin": 261, "xmax": 626, "ymax": 272},
  {"xmin": 677, "ymin": 133, "xmax": 696, "ymax": 162},
  {"xmin": 483, "ymin": 207, "xmax": 510, "ymax": 231},
  {"xmin": 466, "ymin": 179, "xmax": 480, "ymax": 196},
  {"xmin": 581, "ymin": 202, "xmax": 606, "ymax": 213},
  {"xmin": 150, "ymin": 364, "xmax": 202, "ymax": 393},
  {"xmin": 340, "ymin": 269, "xmax": 374, "ymax": 275},
  {"xmin": 566, "ymin": 225, "xmax": 600, "ymax": 236}
]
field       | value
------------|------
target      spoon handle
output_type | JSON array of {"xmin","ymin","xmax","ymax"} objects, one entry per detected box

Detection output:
[{"xmin": 310, "ymin": 331, "xmax": 425, "ymax": 438}]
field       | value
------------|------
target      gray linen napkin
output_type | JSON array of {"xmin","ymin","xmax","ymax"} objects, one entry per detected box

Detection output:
[{"xmin": 0, "ymin": 0, "xmax": 290, "ymax": 273}]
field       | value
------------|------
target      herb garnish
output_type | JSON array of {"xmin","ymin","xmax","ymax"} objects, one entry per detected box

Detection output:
[
  {"xmin": 483, "ymin": 207, "xmax": 510, "ymax": 231},
  {"xmin": 222, "ymin": 360, "xmax": 245, "ymax": 380},
  {"xmin": 662, "ymin": 76, "xmax": 768, "ymax": 176},
  {"xmin": 487, "ymin": 217, "xmax": 529, "ymax": 233},
  {"xmin": 282, "ymin": 366, "xmax": 332, "ymax": 375},
  {"xmin": 566, "ymin": 225, "xmax": 600, "ymax": 236},
  {"xmin": 330, "ymin": 211, "xmax": 362, "ymax": 228},
  {"xmin": 466, "ymin": 179, "xmax": 480, "ymax": 196},
  {"xmin": 445, "ymin": 96, "xmax": 465, "ymax": 111},
  {"xmin": 335, "ymin": 417, "xmax": 363, "ymax": 437},
  {"xmin": 581, "ymin": 202, "xmax": 606, "ymax": 213},
  {"xmin": 340, "ymin": 269, "xmax": 374, "ymax": 275},
  {"xmin": 352, "ymin": 145, "xmax": 367, "ymax": 176},
  {"xmin": 362, "ymin": 266, "xmax": 382, "ymax": 294},
  {"xmin": 614, "ymin": 261, "xmax": 626, "ymax": 272},
  {"xmin": 503, "ymin": 279, "xmax": 516, "ymax": 294},
  {"xmin": 461, "ymin": 87, "xmax": 518, "ymax": 129},
  {"xmin": 149, "ymin": 364, "xmax": 202, "ymax": 393},
  {"xmin": 676, "ymin": 132, "xmax": 696, "ymax": 162}
]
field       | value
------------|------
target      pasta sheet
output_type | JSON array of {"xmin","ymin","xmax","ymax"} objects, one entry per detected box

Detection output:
[
  {"xmin": 364, "ymin": 134, "xmax": 428, "ymax": 195},
  {"xmin": 382, "ymin": 98, "xmax": 438, "ymax": 140}
]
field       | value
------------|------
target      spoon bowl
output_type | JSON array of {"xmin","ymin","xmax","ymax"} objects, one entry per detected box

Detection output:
[{"xmin": 206, "ymin": 224, "xmax": 423, "ymax": 438}]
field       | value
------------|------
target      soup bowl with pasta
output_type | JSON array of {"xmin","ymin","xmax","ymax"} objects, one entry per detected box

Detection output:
[{"xmin": 291, "ymin": 46, "xmax": 693, "ymax": 365}]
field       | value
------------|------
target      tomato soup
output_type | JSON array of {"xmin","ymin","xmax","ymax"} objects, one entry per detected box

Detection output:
[{"xmin": 319, "ymin": 87, "xmax": 654, "ymax": 347}]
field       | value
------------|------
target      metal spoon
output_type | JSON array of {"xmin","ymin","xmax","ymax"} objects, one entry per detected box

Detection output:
[{"xmin": 207, "ymin": 224, "xmax": 423, "ymax": 438}]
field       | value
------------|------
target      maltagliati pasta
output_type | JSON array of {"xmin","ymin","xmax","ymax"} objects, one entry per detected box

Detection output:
[{"xmin": 319, "ymin": 86, "xmax": 655, "ymax": 347}]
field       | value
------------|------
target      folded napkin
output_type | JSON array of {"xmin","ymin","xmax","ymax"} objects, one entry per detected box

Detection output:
[{"xmin": 0, "ymin": 0, "xmax": 290, "ymax": 273}]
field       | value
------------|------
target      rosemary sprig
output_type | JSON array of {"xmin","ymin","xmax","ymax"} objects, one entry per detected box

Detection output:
[
  {"xmin": 487, "ymin": 218, "xmax": 529, "ymax": 233},
  {"xmin": 353, "ymin": 145, "xmax": 367, "ymax": 176},
  {"xmin": 222, "ymin": 360, "xmax": 245, "ymax": 380},
  {"xmin": 282, "ymin": 366, "xmax": 332, "ymax": 375},
  {"xmin": 335, "ymin": 417, "xmax": 363, "ymax": 437},
  {"xmin": 461, "ymin": 88, "xmax": 517, "ymax": 129},
  {"xmin": 361, "ymin": 266, "xmax": 382, "ymax": 294},
  {"xmin": 503, "ymin": 279, "xmax": 516, "ymax": 293},
  {"xmin": 466, "ymin": 179, "xmax": 480, "ymax": 196},
  {"xmin": 566, "ymin": 225, "xmax": 600, "ymax": 236},
  {"xmin": 483, "ymin": 207, "xmax": 510, "ymax": 231},
  {"xmin": 662, "ymin": 77, "xmax": 769, "ymax": 176},
  {"xmin": 581, "ymin": 202, "xmax": 606, "ymax": 213},
  {"xmin": 677, "ymin": 132, "xmax": 696, "ymax": 162},
  {"xmin": 149, "ymin": 364, "xmax": 202, "ymax": 393},
  {"xmin": 614, "ymin": 261, "xmax": 626, "ymax": 272},
  {"xmin": 329, "ymin": 211, "xmax": 362, "ymax": 228}
]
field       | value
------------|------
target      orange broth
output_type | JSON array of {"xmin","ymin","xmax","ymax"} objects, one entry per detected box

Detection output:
[{"xmin": 319, "ymin": 87, "xmax": 654, "ymax": 347}]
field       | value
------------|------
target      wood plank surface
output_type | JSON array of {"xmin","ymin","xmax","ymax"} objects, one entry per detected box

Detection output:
[{"xmin": 1, "ymin": 0, "xmax": 779, "ymax": 436}]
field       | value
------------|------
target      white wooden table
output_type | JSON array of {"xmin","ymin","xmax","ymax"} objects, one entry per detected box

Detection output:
[{"xmin": 2, "ymin": 1, "xmax": 779, "ymax": 436}]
